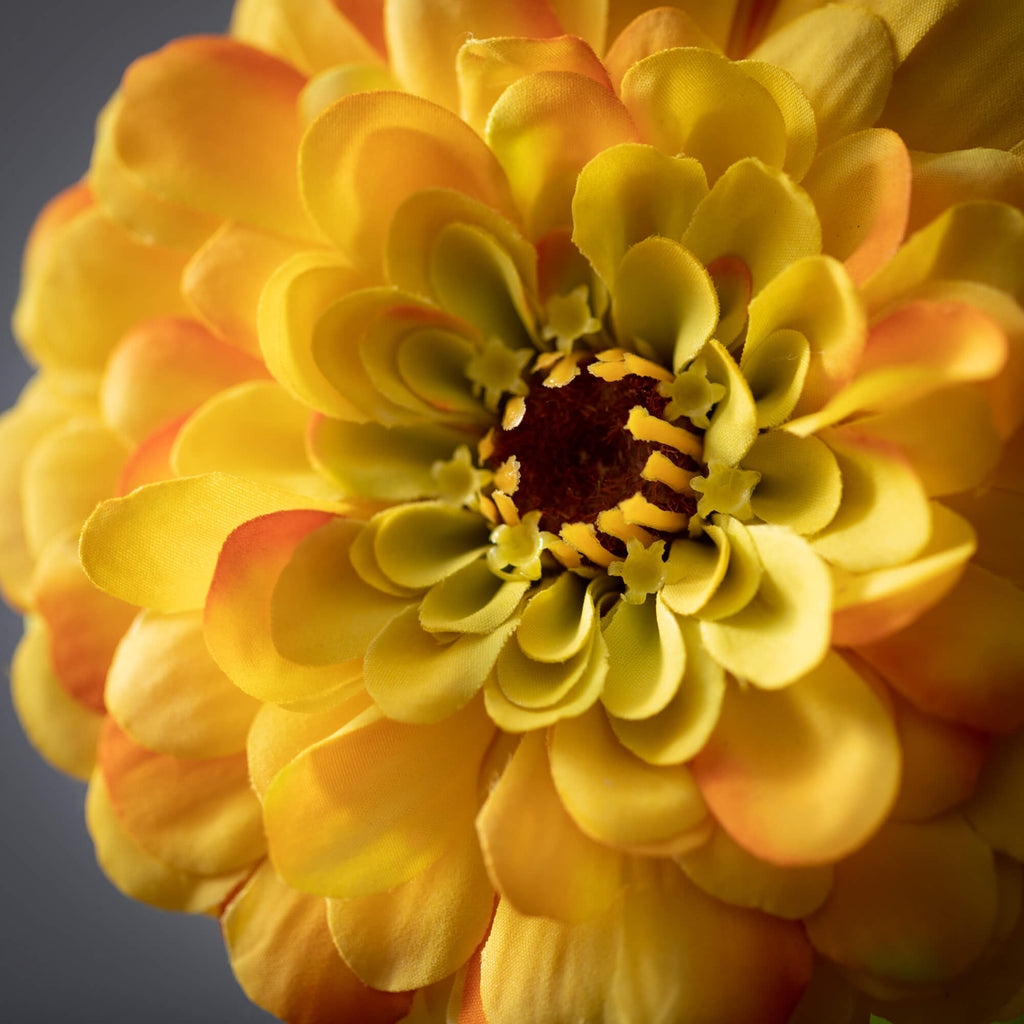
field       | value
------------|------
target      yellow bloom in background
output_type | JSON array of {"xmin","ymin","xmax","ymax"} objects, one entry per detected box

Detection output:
[{"xmin": 5, "ymin": 1, "xmax": 1024, "ymax": 1022}]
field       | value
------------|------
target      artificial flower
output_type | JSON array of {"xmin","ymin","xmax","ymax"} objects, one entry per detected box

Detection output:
[{"xmin": 5, "ymin": 1, "xmax": 1024, "ymax": 1023}]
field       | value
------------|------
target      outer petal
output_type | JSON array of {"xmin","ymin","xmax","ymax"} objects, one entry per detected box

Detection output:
[
  {"xmin": 327, "ymin": 835, "xmax": 494, "ymax": 991},
  {"xmin": 856, "ymin": 564, "xmax": 1024, "ymax": 733},
  {"xmin": 621, "ymin": 48, "xmax": 787, "ymax": 184},
  {"xmin": 97, "ymin": 719, "xmax": 265, "ymax": 876},
  {"xmin": 300, "ymin": 90, "xmax": 515, "ymax": 275},
  {"xmin": 230, "ymin": 0, "xmax": 383, "ymax": 74},
  {"xmin": 486, "ymin": 71, "xmax": 637, "ymax": 238},
  {"xmin": 101, "ymin": 316, "xmax": 267, "ymax": 445},
  {"xmin": 11, "ymin": 617, "xmax": 103, "ymax": 780},
  {"xmin": 105, "ymin": 610, "xmax": 259, "ymax": 759},
  {"xmin": 80, "ymin": 473, "xmax": 342, "ymax": 613},
  {"xmin": 383, "ymin": 0, "xmax": 562, "ymax": 110},
  {"xmin": 222, "ymin": 862, "xmax": 412, "ymax": 1024},
  {"xmin": 878, "ymin": 0, "xmax": 1024, "ymax": 152},
  {"xmin": 12, "ymin": 205, "xmax": 189, "ymax": 381},
  {"xmin": 86, "ymin": 774, "xmax": 246, "ymax": 913},
  {"xmin": 264, "ymin": 699, "xmax": 494, "ymax": 897},
  {"xmin": 477, "ymin": 731, "xmax": 624, "ymax": 922},
  {"xmin": 113, "ymin": 37, "xmax": 313, "ymax": 238},
  {"xmin": 802, "ymin": 129, "xmax": 911, "ymax": 285},
  {"xmin": 805, "ymin": 816, "xmax": 1000, "ymax": 989},
  {"xmin": 692, "ymin": 652, "xmax": 901, "ymax": 867},
  {"xmin": 751, "ymin": 5, "xmax": 895, "ymax": 148},
  {"xmin": 206, "ymin": 511, "xmax": 370, "ymax": 706}
]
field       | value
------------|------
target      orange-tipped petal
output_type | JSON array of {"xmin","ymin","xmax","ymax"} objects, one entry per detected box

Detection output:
[
  {"xmin": 692, "ymin": 652, "xmax": 901, "ymax": 867},
  {"xmin": 101, "ymin": 316, "xmax": 267, "ymax": 445},
  {"xmin": 222, "ymin": 861, "xmax": 413, "ymax": 1024},
  {"xmin": 98, "ymin": 718, "xmax": 265, "ymax": 876},
  {"xmin": 114, "ymin": 37, "xmax": 313, "ymax": 239}
]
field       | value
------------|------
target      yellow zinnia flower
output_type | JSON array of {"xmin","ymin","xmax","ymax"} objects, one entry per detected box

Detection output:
[{"xmin": 5, "ymin": 2, "xmax": 1024, "ymax": 1023}]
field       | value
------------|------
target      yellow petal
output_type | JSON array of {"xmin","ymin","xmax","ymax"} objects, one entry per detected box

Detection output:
[
  {"xmin": 604, "ymin": 7, "xmax": 721, "ymax": 91},
  {"xmin": 831, "ymin": 502, "xmax": 977, "ymax": 646},
  {"xmin": 550, "ymin": 706, "xmax": 709, "ymax": 851},
  {"xmin": 89, "ymin": 95, "xmax": 222, "ymax": 251},
  {"xmin": 230, "ymin": 0, "xmax": 382, "ymax": 75},
  {"xmin": 692, "ymin": 652, "xmax": 901, "ymax": 866},
  {"xmin": 33, "ymin": 531, "xmax": 137, "ymax": 713},
  {"xmin": 13, "ymin": 205, "xmax": 189, "ymax": 382},
  {"xmin": 683, "ymin": 157, "xmax": 821, "ymax": 296},
  {"xmin": 222, "ymin": 861, "xmax": 413, "ymax": 1024},
  {"xmin": 365, "ymin": 605, "xmax": 516, "ymax": 722},
  {"xmin": 457, "ymin": 34, "xmax": 612, "ymax": 136},
  {"xmin": 183, "ymin": 222, "xmax": 309, "ymax": 358},
  {"xmin": 806, "ymin": 816, "xmax": 999, "ymax": 987},
  {"xmin": 600, "ymin": 595, "xmax": 685, "ymax": 720},
  {"xmin": 572, "ymin": 143, "xmax": 707, "ymax": 288},
  {"xmin": 609, "ymin": 618, "xmax": 725, "ymax": 765},
  {"xmin": 81, "ymin": 473, "xmax": 343, "ymax": 612},
  {"xmin": 258, "ymin": 250, "xmax": 369, "ymax": 420},
  {"xmin": 612, "ymin": 236, "xmax": 718, "ymax": 370},
  {"xmin": 327, "ymin": 833, "xmax": 493, "ymax": 991},
  {"xmin": 86, "ymin": 773, "xmax": 245, "ymax": 913},
  {"xmin": 171, "ymin": 380, "xmax": 332, "ymax": 498},
  {"xmin": 419, "ymin": 557, "xmax": 529, "ymax": 634},
  {"xmin": 751, "ymin": 5, "xmax": 895, "ymax": 148},
  {"xmin": 207, "ymin": 512, "xmax": 382, "ymax": 705},
  {"xmin": 106, "ymin": 610, "xmax": 258, "ymax": 759},
  {"xmin": 515, "ymin": 571, "xmax": 594, "ymax": 663},
  {"xmin": 811, "ymin": 429, "xmax": 931, "ymax": 573},
  {"xmin": 678, "ymin": 826, "xmax": 834, "ymax": 919},
  {"xmin": 101, "ymin": 316, "xmax": 266, "ymax": 445},
  {"xmin": 879, "ymin": 0, "xmax": 1024, "ymax": 151},
  {"xmin": 23, "ymin": 418, "xmax": 127, "ymax": 557},
  {"xmin": 621, "ymin": 48, "xmax": 787, "ymax": 184},
  {"xmin": 264, "ymin": 699, "xmax": 494, "ymax": 897},
  {"xmin": 477, "ymin": 731, "xmax": 623, "ymax": 921},
  {"xmin": 114, "ymin": 37, "xmax": 313, "ymax": 238},
  {"xmin": 98, "ymin": 719, "xmax": 265, "ymax": 875},
  {"xmin": 384, "ymin": 0, "xmax": 562, "ymax": 109},
  {"xmin": 746, "ymin": 431, "xmax": 842, "ymax": 534},
  {"xmin": 743, "ymin": 254, "xmax": 865, "ymax": 415},
  {"xmin": 701, "ymin": 524, "xmax": 832, "ymax": 689},
  {"xmin": 300, "ymin": 90, "xmax": 514, "ymax": 275},
  {"xmin": 486, "ymin": 70, "xmax": 638, "ymax": 238},
  {"xmin": 856, "ymin": 564, "xmax": 1024, "ymax": 733},
  {"xmin": 802, "ymin": 128, "xmax": 911, "ymax": 285},
  {"xmin": 11, "ymin": 616, "xmax": 103, "ymax": 781}
]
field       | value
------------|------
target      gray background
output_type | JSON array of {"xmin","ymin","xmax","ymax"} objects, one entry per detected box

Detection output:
[{"xmin": 0, "ymin": 2, "xmax": 276, "ymax": 1020}]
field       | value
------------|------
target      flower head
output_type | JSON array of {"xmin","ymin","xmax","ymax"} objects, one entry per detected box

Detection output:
[{"xmin": 6, "ymin": 2, "xmax": 1024, "ymax": 1023}]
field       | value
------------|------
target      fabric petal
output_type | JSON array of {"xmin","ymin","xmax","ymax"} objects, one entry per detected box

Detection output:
[
  {"xmin": 11, "ymin": 616, "xmax": 103, "ymax": 781},
  {"xmin": 222, "ymin": 861, "xmax": 413, "ymax": 1024},
  {"xmin": 327, "ymin": 835, "xmax": 493, "ymax": 992},
  {"xmin": 101, "ymin": 316, "xmax": 267, "ymax": 444},
  {"xmin": 751, "ymin": 5, "xmax": 895, "ymax": 148},
  {"xmin": 802, "ymin": 128, "xmax": 911, "ymax": 285},
  {"xmin": 207, "ymin": 511, "xmax": 371, "ymax": 706},
  {"xmin": 105, "ymin": 610, "xmax": 259, "ymax": 759},
  {"xmin": 856, "ymin": 564, "xmax": 1024, "ymax": 733},
  {"xmin": 477, "ymin": 731, "xmax": 624, "ymax": 921},
  {"xmin": 81, "ymin": 473, "xmax": 343, "ymax": 612},
  {"xmin": 692, "ymin": 652, "xmax": 901, "ymax": 866},
  {"xmin": 300, "ymin": 90, "xmax": 514, "ymax": 276},
  {"xmin": 98, "ymin": 718, "xmax": 265, "ymax": 875},
  {"xmin": 486, "ymin": 70, "xmax": 637, "ymax": 238},
  {"xmin": 114, "ymin": 37, "xmax": 313, "ymax": 238},
  {"xmin": 806, "ymin": 816, "xmax": 1000, "ymax": 989},
  {"xmin": 264, "ymin": 699, "xmax": 494, "ymax": 897},
  {"xmin": 86, "ymin": 774, "xmax": 246, "ymax": 913}
]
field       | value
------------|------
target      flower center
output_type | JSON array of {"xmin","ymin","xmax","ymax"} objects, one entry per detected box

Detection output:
[{"xmin": 482, "ymin": 351, "xmax": 704, "ymax": 565}]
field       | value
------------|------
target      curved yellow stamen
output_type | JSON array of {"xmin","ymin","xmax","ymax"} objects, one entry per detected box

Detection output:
[
  {"xmin": 641, "ymin": 451, "xmax": 697, "ymax": 494},
  {"xmin": 560, "ymin": 522, "xmax": 616, "ymax": 567},
  {"xmin": 596, "ymin": 507, "xmax": 655, "ymax": 547},
  {"xmin": 618, "ymin": 493, "xmax": 690, "ymax": 533},
  {"xmin": 625, "ymin": 406, "xmax": 703, "ymax": 459}
]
